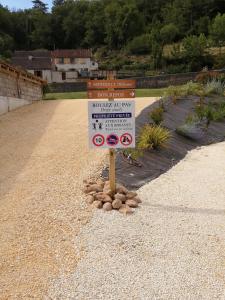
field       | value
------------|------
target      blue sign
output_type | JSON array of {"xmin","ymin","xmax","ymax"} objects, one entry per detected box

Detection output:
[{"xmin": 92, "ymin": 113, "xmax": 132, "ymax": 119}]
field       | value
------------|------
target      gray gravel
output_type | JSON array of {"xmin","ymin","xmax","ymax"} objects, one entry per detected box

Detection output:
[{"xmin": 48, "ymin": 142, "xmax": 225, "ymax": 300}]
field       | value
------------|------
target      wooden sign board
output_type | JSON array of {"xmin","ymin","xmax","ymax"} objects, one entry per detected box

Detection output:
[
  {"xmin": 87, "ymin": 79, "xmax": 136, "ymax": 90},
  {"xmin": 88, "ymin": 89, "xmax": 135, "ymax": 99}
]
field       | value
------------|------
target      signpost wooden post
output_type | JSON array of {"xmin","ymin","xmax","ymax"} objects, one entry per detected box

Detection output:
[
  {"xmin": 108, "ymin": 71, "xmax": 116, "ymax": 194},
  {"xmin": 87, "ymin": 74, "xmax": 136, "ymax": 196}
]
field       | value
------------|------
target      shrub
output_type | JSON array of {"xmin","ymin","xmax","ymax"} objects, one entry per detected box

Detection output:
[
  {"xmin": 176, "ymin": 122, "xmax": 205, "ymax": 140},
  {"xmin": 126, "ymin": 34, "xmax": 151, "ymax": 55},
  {"xmin": 122, "ymin": 148, "xmax": 143, "ymax": 160},
  {"xmin": 185, "ymin": 113, "xmax": 200, "ymax": 124},
  {"xmin": 195, "ymin": 71, "xmax": 220, "ymax": 84},
  {"xmin": 150, "ymin": 107, "xmax": 164, "ymax": 125},
  {"xmin": 213, "ymin": 54, "xmax": 225, "ymax": 69},
  {"xmin": 137, "ymin": 125, "xmax": 171, "ymax": 150},
  {"xmin": 166, "ymin": 85, "xmax": 184, "ymax": 104},
  {"xmin": 204, "ymin": 79, "xmax": 225, "ymax": 95},
  {"xmin": 42, "ymin": 84, "xmax": 50, "ymax": 95},
  {"xmin": 195, "ymin": 104, "xmax": 214, "ymax": 123},
  {"xmin": 182, "ymin": 81, "xmax": 202, "ymax": 96},
  {"xmin": 165, "ymin": 64, "xmax": 188, "ymax": 74},
  {"xmin": 196, "ymin": 88, "xmax": 208, "ymax": 105}
]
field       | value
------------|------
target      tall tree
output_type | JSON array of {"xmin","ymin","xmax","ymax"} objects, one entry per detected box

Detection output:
[
  {"xmin": 52, "ymin": 0, "xmax": 65, "ymax": 7},
  {"xmin": 32, "ymin": 0, "xmax": 48, "ymax": 13},
  {"xmin": 210, "ymin": 13, "xmax": 225, "ymax": 51}
]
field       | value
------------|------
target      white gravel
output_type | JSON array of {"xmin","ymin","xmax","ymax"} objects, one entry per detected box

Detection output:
[{"xmin": 48, "ymin": 142, "xmax": 225, "ymax": 300}]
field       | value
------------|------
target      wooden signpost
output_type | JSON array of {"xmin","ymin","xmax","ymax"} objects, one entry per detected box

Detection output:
[
  {"xmin": 87, "ymin": 89, "xmax": 135, "ymax": 99},
  {"xmin": 87, "ymin": 79, "xmax": 136, "ymax": 90},
  {"xmin": 87, "ymin": 74, "xmax": 136, "ymax": 195}
]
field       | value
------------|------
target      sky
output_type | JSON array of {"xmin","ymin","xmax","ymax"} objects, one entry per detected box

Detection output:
[{"xmin": 0, "ymin": 0, "xmax": 52, "ymax": 10}]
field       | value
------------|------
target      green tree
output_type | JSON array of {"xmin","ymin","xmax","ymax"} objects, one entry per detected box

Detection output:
[
  {"xmin": 183, "ymin": 34, "xmax": 207, "ymax": 58},
  {"xmin": 32, "ymin": 0, "xmax": 48, "ymax": 13},
  {"xmin": 30, "ymin": 9, "xmax": 52, "ymax": 48},
  {"xmin": 53, "ymin": 0, "xmax": 64, "ymax": 7},
  {"xmin": 126, "ymin": 34, "xmax": 151, "ymax": 54},
  {"xmin": 62, "ymin": 0, "xmax": 89, "ymax": 48},
  {"xmin": 182, "ymin": 34, "xmax": 209, "ymax": 70},
  {"xmin": 84, "ymin": 1, "xmax": 106, "ymax": 47},
  {"xmin": 160, "ymin": 23, "xmax": 179, "ymax": 44},
  {"xmin": 210, "ymin": 13, "xmax": 225, "ymax": 52},
  {"xmin": 104, "ymin": 1, "xmax": 144, "ymax": 49},
  {"xmin": 149, "ymin": 27, "xmax": 163, "ymax": 69}
]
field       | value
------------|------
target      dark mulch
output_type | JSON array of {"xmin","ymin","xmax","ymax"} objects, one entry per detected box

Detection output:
[{"xmin": 102, "ymin": 96, "xmax": 225, "ymax": 189}]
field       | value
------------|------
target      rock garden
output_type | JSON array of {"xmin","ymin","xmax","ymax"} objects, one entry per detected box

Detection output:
[{"xmin": 83, "ymin": 178, "xmax": 142, "ymax": 214}]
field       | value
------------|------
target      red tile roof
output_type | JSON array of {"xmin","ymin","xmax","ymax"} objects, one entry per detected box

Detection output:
[{"xmin": 51, "ymin": 49, "xmax": 92, "ymax": 58}]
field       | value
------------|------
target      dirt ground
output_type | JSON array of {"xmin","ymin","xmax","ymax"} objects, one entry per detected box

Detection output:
[{"xmin": 0, "ymin": 98, "xmax": 153, "ymax": 299}]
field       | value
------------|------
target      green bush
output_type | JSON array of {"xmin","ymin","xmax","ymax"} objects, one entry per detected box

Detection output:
[
  {"xmin": 213, "ymin": 54, "xmax": 225, "ymax": 69},
  {"xmin": 166, "ymin": 85, "xmax": 184, "ymax": 104},
  {"xmin": 165, "ymin": 64, "xmax": 188, "ymax": 74},
  {"xmin": 195, "ymin": 104, "xmax": 214, "ymax": 122},
  {"xmin": 176, "ymin": 122, "xmax": 205, "ymax": 140},
  {"xmin": 42, "ymin": 84, "xmax": 50, "ymax": 95},
  {"xmin": 150, "ymin": 107, "xmax": 164, "ymax": 125},
  {"xmin": 122, "ymin": 148, "xmax": 143, "ymax": 160},
  {"xmin": 182, "ymin": 81, "xmax": 202, "ymax": 96},
  {"xmin": 205, "ymin": 79, "xmax": 225, "ymax": 96},
  {"xmin": 137, "ymin": 125, "xmax": 171, "ymax": 150},
  {"xmin": 126, "ymin": 34, "xmax": 151, "ymax": 55},
  {"xmin": 195, "ymin": 101, "xmax": 225, "ymax": 122}
]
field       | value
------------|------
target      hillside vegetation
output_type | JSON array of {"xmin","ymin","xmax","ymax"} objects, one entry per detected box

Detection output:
[{"xmin": 1, "ymin": 0, "xmax": 225, "ymax": 73}]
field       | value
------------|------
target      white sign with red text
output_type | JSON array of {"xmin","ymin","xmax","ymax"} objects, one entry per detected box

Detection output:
[{"xmin": 88, "ymin": 100, "xmax": 135, "ymax": 149}]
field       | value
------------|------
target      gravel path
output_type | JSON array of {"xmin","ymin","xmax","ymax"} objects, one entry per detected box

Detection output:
[
  {"xmin": 0, "ymin": 98, "xmax": 153, "ymax": 299},
  {"xmin": 48, "ymin": 141, "xmax": 225, "ymax": 300}
]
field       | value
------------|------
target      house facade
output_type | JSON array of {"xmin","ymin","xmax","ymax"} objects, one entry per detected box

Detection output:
[{"xmin": 11, "ymin": 49, "xmax": 98, "ymax": 83}]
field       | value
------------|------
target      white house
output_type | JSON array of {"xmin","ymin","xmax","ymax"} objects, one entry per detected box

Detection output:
[
  {"xmin": 52, "ymin": 49, "xmax": 98, "ymax": 76},
  {"xmin": 12, "ymin": 49, "xmax": 98, "ymax": 83}
]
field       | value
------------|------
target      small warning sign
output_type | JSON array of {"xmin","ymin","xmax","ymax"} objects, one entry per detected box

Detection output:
[
  {"xmin": 92, "ymin": 134, "xmax": 105, "ymax": 147},
  {"xmin": 120, "ymin": 133, "xmax": 133, "ymax": 146},
  {"xmin": 88, "ymin": 100, "xmax": 135, "ymax": 149}
]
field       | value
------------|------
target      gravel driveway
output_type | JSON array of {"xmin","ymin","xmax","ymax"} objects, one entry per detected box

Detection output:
[
  {"xmin": 0, "ymin": 98, "xmax": 153, "ymax": 299},
  {"xmin": 48, "ymin": 141, "xmax": 225, "ymax": 300}
]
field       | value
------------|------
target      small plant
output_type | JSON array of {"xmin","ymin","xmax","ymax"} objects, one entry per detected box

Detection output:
[
  {"xmin": 182, "ymin": 81, "xmax": 202, "ymax": 96},
  {"xmin": 150, "ymin": 107, "xmax": 164, "ymax": 125},
  {"xmin": 42, "ymin": 83, "xmax": 50, "ymax": 96},
  {"xmin": 122, "ymin": 148, "xmax": 143, "ymax": 160},
  {"xmin": 204, "ymin": 79, "xmax": 225, "ymax": 96},
  {"xmin": 137, "ymin": 125, "xmax": 171, "ymax": 150},
  {"xmin": 166, "ymin": 85, "xmax": 184, "ymax": 104},
  {"xmin": 185, "ymin": 113, "xmax": 200, "ymax": 124},
  {"xmin": 196, "ymin": 88, "xmax": 207, "ymax": 105}
]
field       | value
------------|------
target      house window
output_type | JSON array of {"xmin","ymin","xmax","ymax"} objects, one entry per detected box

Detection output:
[
  {"xmin": 62, "ymin": 72, "xmax": 66, "ymax": 80},
  {"xmin": 34, "ymin": 70, "xmax": 42, "ymax": 78},
  {"xmin": 70, "ymin": 58, "xmax": 75, "ymax": 64},
  {"xmin": 75, "ymin": 58, "xmax": 86, "ymax": 64},
  {"xmin": 58, "ymin": 57, "xmax": 64, "ymax": 64}
]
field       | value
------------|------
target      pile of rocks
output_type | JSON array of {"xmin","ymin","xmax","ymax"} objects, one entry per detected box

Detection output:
[{"xmin": 83, "ymin": 178, "xmax": 142, "ymax": 214}]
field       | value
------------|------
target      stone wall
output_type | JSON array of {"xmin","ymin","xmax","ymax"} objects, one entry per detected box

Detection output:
[
  {"xmin": 48, "ymin": 81, "xmax": 87, "ymax": 93},
  {"xmin": 134, "ymin": 72, "xmax": 198, "ymax": 89},
  {"xmin": 0, "ymin": 61, "xmax": 43, "ymax": 115}
]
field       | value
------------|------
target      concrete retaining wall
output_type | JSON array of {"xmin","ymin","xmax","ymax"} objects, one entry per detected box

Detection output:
[
  {"xmin": 0, "ymin": 60, "xmax": 43, "ymax": 115},
  {"xmin": 0, "ymin": 96, "xmax": 32, "ymax": 115}
]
